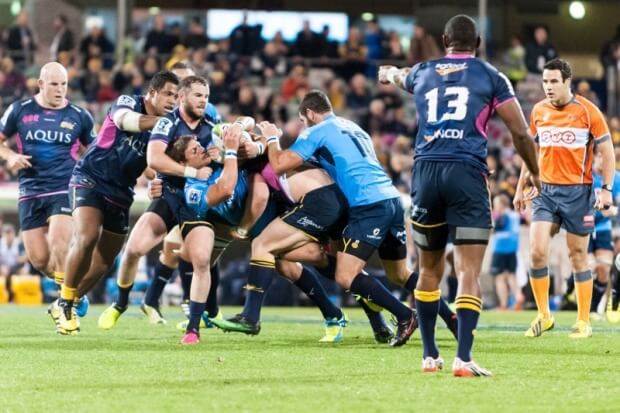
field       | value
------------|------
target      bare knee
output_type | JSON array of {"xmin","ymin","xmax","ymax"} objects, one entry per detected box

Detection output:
[{"xmin": 529, "ymin": 245, "xmax": 548, "ymax": 268}]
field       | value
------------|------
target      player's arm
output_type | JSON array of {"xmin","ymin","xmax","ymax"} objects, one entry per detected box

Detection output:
[
  {"xmin": 0, "ymin": 136, "xmax": 32, "ymax": 170},
  {"xmin": 257, "ymin": 121, "xmax": 304, "ymax": 175},
  {"xmin": 378, "ymin": 65, "xmax": 412, "ymax": 92},
  {"xmin": 110, "ymin": 96, "xmax": 161, "ymax": 132},
  {"xmin": 592, "ymin": 120, "xmax": 616, "ymax": 210},
  {"xmin": 206, "ymin": 125, "xmax": 241, "ymax": 206},
  {"xmin": 147, "ymin": 117, "xmax": 211, "ymax": 180}
]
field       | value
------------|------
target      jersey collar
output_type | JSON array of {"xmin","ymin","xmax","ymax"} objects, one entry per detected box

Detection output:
[{"xmin": 445, "ymin": 52, "xmax": 475, "ymax": 59}]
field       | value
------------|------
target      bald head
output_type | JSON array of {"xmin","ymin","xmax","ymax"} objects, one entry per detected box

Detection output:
[
  {"xmin": 443, "ymin": 14, "xmax": 479, "ymax": 52},
  {"xmin": 38, "ymin": 62, "xmax": 68, "ymax": 108}
]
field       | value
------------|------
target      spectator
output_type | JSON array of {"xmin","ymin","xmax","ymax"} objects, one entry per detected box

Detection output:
[
  {"xmin": 576, "ymin": 80, "xmax": 600, "ymax": 107},
  {"xmin": 272, "ymin": 31, "xmax": 290, "ymax": 57},
  {"xmin": 183, "ymin": 18, "xmax": 209, "ymax": 50},
  {"xmin": 408, "ymin": 24, "xmax": 440, "ymax": 65},
  {"xmin": 209, "ymin": 70, "xmax": 232, "ymax": 104},
  {"xmin": 79, "ymin": 22, "xmax": 114, "ymax": 69},
  {"xmin": 363, "ymin": 98, "xmax": 389, "ymax": 135},
  {"xmin": 524, "ymin": 25, "xmax": 558, "ymax": 74},
  {"xmin": 339, "ymin": 27, "xmax": 368, "ymax": 80},
  {"xmin": 144, "ymin": 15, "xmax": 178, "ymax": 56},
  {"xmin": 600, "ymin": 24, "xmax": 620, "ymax": 68},
  {"xmin": 0, "ymin": 225, "xmax": 25, "ymax": 278},
  {"xmin": 609, "ymin": 116, "xmax": 620, "ymax": 145},
  {"xmin": 385, "ymin": 31, "xmax": 406, "ymax": 61},
  {"xmin": 319, "ymin": 25, "xmax": 339, "ymax": 59},
  {"xmin": 141, "ymin": 56, "xmax": 160, "ymax": 83},
  {"xmin": 165, "ymin": 44, "xmax": 189, "ymax": 69},
  {"xmin": 79, "ymin": 57, "xmax": 103, "ymax": 102},
  {"xmin": 500, "ymin": 36, "xmax": 527, "ymax": 87},
  {"xmin": 229, "ymin": 12, "xmax": 261, "ymax": 57},
  {"xmin": 5, "ymin": 11, "xmax": 37, "ymax": 68},
  {"xmin": 230, "ymin": 85, "xmax": 258, "ymax": 117},
  {"xmin": 281, "ymin": 64, "xmax": 308, "ymax": 102},
  {"xmin": 346, "ymin": 73, "xmax": 372, "ymax": 122},
  {"xmin": 190, "ymin": 48, "xmax": 211, "ymax": 77},
  {"xmin": 365, "ymin": 19, "xmax": 387, "ymax": 78},
  {"xmin": 259, "ymin": 42, "xmax": 286, "ymax": 79},
  {"xmin": 0, "ymin": 57, "xmax": 25, "ymax": 99},
  {"xmin": 294, "ymin": 20, "xmax": 322, "ymax": 58},
  {"xmin": 50, "ymin": 14, "xmax": 75, "ymax": 61},
  {"xmin": 96, "ymin": 71, "xmax": 119, "ymax": 103},
  {"xmin": 326, "ymin": 78, "xmax": 346, "ymax": 111}
]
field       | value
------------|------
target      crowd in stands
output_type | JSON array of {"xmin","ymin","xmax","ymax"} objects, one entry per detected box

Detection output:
[{"xmin": 1, "ymin": 11, "xmax": 620, "ymax": 308}]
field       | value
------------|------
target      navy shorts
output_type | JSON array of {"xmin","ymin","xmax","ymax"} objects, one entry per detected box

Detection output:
[
  {"xmin": 342, "ymin": 197, "xmax": 407, "ymax": 261},
  {"xmin": 18, "ymin": 193, "xmax": 72, "ymax": 231},
  {"xmin": 490, "ymin": 252, "xmax": 517, "ymax": 276},
  {"xmin": 281, "ymin": 184, "xmax": 348, "ymax": 241},
  {"xmin": 531, "ymin": 184, "xmax": 594, "ymax": 236},
  {"xmin": 410, "ymin": 161, "xmax": 492, "ymax": 250},
  {"xmin": 589, "ymin": 229, "xmax": 613, "ymax": 253},
  {"xmin": 69, "ymin": 174, "xmax": 131, "ymax": 235},
  {"xmin": 145, "ymin": 185, "xmax": 181, "ymax": 233}
]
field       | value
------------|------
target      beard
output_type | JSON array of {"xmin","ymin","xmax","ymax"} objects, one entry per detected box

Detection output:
[{"xmin": 183, "ymin": 102, "xmax": 203, "ymax": 121}]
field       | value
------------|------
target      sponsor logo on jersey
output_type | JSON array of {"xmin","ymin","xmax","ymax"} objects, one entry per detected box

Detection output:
[
  {"xmin": 187, "ymin": 188, "xmax": 201, "ymax": 205},
  {"xmin": 21, "ymin": 114, "xmax": 40, "ymax": 124},
  {"xmin": 153, "ymin": 118, "xmax": 173, "ymax": 136},
  {"xmin": 435, "ymin": 62, "xmax": 468, "ymax": 76},
  {"xmin": 24, "ymin": 129, "xmax": 72, "ymax": 143},
  {"xmin": 539, "ymin": 129, "xmax": 576, "ymax": 144},
  {"xmin": 60, "ymin": 121, "xmax": 75, "ymax": 130},
  {"xmin": 424, "ymin": 128, "xmax": 464, "ymax": 142},
  {"xmin": 117, "ymin": 95, "xmax": 137, "ymax": 109}
]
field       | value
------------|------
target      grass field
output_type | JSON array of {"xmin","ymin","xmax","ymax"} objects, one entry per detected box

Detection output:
[{"xmin": 1, "ymin": 305, "xmax": 619, "ymax": 413}]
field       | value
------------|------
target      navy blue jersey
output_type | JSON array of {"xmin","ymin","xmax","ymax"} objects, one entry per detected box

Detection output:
[
  {"xmin": 73, "ymin": 95, "xmax": 151, "ymax": 203},
  {"xmin": 288, "ymin": 114, "xmax": 399, "ymax": 207},
  {"xmin": 405, "ymin": 54, "xmax": 516, "ymax": 172},
  {"xmin": 149, "ymin": 107, "xmax": 216, "ymax": 189},
  {"xmin": 0, "ymin": 98, "xmax": 95, "ymax": 199}
]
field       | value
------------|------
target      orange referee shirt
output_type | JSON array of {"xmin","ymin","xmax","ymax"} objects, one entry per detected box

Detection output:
[{"xmin": 529, "ymin": 95, "xmax": 610, "ymax": 185}]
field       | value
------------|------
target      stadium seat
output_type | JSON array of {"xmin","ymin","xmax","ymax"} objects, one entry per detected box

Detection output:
[{"xmin": 11, "ymin": 274, "xmax": 43, "ymax": 305}]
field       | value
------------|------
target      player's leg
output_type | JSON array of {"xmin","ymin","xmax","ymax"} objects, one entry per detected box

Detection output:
[
  {"xmin": 57, "ymin": 204, "xmax": 103, "ymax": 335},
  {"xmin": 337, "ymin": 199, "xmax": 415, "ymax": 348},
  {"xmin": 566, "ymin": 231, "xmax": 593, "ymax": 338},
  {"xmin": 46, "ymin": 194, "xmax": 74, "ymax": 286},
  {"xmin": 231, "ymin": 172, "xmax": 270, "ymax": 239},
  {"xmin": 180, "ymin": 224, "xmax": 215, "ymax": 345},
  {"xmin": 525, "ymin": 220, "xmax": 559, "ymax": 337},
  {"xmin": 277, "ymin": 259, "xmax": 346, "ymax": 342},
  {"xmin": 21, "ymin": 227, "xmax": 52, "ymax": 275},
  {"xmin": 592, "ymin": 239, "xmax": 613, "ymax": 314},
  {"xmin": 608, "ymin": 254, "xmax": 620, "ymax": 323}
]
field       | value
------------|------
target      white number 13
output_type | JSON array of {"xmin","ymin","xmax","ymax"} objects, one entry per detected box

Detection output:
[{"xmin": 424, "ymin": 86, "xmax": 469, "ymax": 123}]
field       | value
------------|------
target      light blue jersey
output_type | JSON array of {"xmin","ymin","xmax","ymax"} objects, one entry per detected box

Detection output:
[
  {"xmin": 593, "ymin": 171, "xmax": 620, "ymax": 232},
  {"xmin": 288, "ymin": 114, "xmax": 399, "ymax": 207},
  {"xmin": 493, "ymin": 211, "xmax": 520, "ymax": 254},
  {"xmin": 184, "ymin": 167, "xmax": 248, "ymax": 226}
]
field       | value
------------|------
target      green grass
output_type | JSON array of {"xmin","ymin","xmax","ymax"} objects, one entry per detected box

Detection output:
[{"xmin": 1, "ymin": 305, "xmax": 619, "ymax": 413}]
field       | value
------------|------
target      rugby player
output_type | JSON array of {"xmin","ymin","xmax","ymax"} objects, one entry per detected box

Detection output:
[
  {"xmin": 0, "ymin": 62, "xmax": 95, "ymax": 312},
  {"xmin": 53, "ymin": 70, "xmax": 180, "ymax": 335},
  {"xmin": 381, "ymin": 14, "xmax": 540, "ymax": 375}
]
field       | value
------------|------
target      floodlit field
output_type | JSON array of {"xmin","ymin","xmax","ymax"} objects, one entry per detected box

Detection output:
[{"xmin": 1, "ymin": 305, "xmax": 619, "ymax": 413}]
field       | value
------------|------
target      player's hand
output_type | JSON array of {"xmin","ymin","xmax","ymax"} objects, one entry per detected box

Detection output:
[
  {"xmin": 207, "ymin": 146, "xmax": 221, "ymax": 161},
  {"xmin": 594, "ymin": 189, "xmax": 613, "ymax": 211},
  {"xmin": 513, "ymin": 189, "xmax": 526, "ymax": 212},
  {"xmin": 238, "ymin": 140, "xmax": 259, "ymax": 159},
  {"xmin": 233, "ymin": 116, "xmax": 256, "ymax": 132},
  {"xmin": 223, "ymin": 123, "xmax": 241, "ymax": 151},
  {"xmin": 148, "ymin": 178, "xmax": 163, "ymax": 199},
  {"xmin": 197, "ymin": 167, "xmax": 213, "ymax": 180},
  {"xmin": 528, "ymin": 173, "xmax": 542, "ymax": 193},
  {"xmin": 7, "ymin": 153, "xmax": 32, "ymax": 171},
  {"xmin": 257, "ymin": 121, "xmax": 282, "ymax": 140},
  {"xmin": 378, "ymin": 65, "xmax": 397, "ymax": 84}
]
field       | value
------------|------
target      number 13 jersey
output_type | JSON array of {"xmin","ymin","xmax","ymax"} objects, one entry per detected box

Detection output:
[{"xmin": 405, "ymin": 53, "xmax": 516, "ymax": 172}]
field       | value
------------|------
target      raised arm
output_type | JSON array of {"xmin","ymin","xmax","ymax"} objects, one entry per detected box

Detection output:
[
  {"xmin": 206, "ymin": 124, "xmax": 242, "ymax": 206},
  {"xmin": 257, "ymin": 121, "xmax": 304, "ymax": 175}
]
